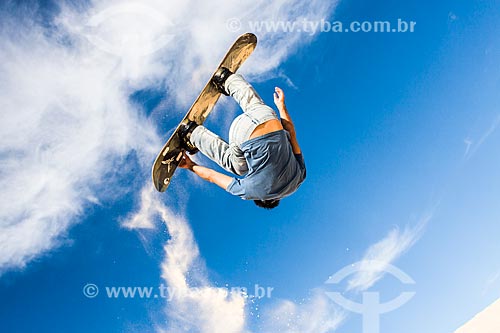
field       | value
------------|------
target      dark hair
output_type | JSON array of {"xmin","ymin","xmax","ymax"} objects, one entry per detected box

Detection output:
[{"xmin": 254, "ymin": 199, "xmax": 280, "ymax": 209}]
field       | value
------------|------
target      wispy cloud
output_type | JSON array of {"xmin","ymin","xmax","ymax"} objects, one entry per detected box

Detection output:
[
  {"xmin": 0, "ymin": 5, "xmax": 159, "ymax": 271},
  {"xmin": 482, "ymin": 268, "xmax": 500, "ymax": 295},
  {"xmin": 347, "ymin": 214, "xmax": 432, "ymax": 292},
  {"xmin": 125, "ymin": 186, "xmax": 344, "ymax": 333},
  {"xmin": 0, "ymin": 0, "xmax": 338, "ymax": 272},
  {"xmin": 141, "ymin": 188, "xmax": 247, "ymax": 332},
  {"xmin": 125, "ymin": 186, "xmax": 246, "ymax": 332},
  {"xmin": 463, "ymin": 114, "xmax": 500, "ymax": 160},
  {"xmin": 260, "ymin": 289, "xmax": 346, "ymax": 333}
]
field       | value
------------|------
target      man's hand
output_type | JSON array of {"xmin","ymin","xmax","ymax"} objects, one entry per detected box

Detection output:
[
  {"xmin": 273, "ymin": 86, "xmax": 302, "ymax": 155},
  {"xmin": 273, "ymin": 87, "xmax": 286, "ymax": 111},
  {"xmin": 179, "ymin": 152, "xmax": 196, "ymax": 170},
  {"xmin": 178, "ymin": 151, "xmax": 233, "ymax": 190}
]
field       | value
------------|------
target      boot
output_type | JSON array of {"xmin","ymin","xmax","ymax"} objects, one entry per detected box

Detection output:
[
  {"xmin": 178, "ymin": 120, "xmax": 199, "ymax": 154},
  {"xmin": 212, "ymin": 67, "xmax": 233, "ymax": 96}
]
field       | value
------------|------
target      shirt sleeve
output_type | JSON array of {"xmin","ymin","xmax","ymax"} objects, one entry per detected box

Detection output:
[
  {"xmin": 226, "ymin": 178, "xmax": 247, "ymax": 198},
  {"xmin": 294, "ymin": 153, "xmax": 307, "ymax": 180},
  {"xmin": 294, "ymin": 153, "xmax": 306, "ymax": 170}
]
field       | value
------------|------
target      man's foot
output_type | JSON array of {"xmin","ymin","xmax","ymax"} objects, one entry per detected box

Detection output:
[
  {"xmin": 178, "ymin": 121, "xmax": 199, "ymax": 154},
  {"xmin": 212, "ymin": 67, "xmax": 233, "ymax": 96}
]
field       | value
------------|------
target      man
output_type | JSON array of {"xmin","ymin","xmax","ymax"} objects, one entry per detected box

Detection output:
[{"xmin": 178, "ymin": 68, "xmax": 306, "ymax": 209}]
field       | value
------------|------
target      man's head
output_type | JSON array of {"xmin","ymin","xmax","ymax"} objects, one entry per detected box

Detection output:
[{"xmin": 254, "ymin": 199, "xmax": 280, "ymax": 210}]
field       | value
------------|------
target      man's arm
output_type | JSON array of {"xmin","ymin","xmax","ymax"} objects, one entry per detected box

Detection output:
[
  {"xmin": 179, "ymin": 153, "xmax": 233, "ymax": 190},
  {"xmin": 274, "ymin": 87, "xmax": 301, "ymax": 154}
]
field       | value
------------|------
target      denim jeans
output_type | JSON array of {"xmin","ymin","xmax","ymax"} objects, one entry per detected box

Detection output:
[{"xmin": 190, "ymin": 74, "xmax": 278, "ymax": 176}]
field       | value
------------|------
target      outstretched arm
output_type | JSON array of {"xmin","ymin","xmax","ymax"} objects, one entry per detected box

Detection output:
[
  {"xmin": 179, "ymin": 153, "xmax": 233, "ymax": 190},
  {"xmin": 274, "ymin": 87, "xmax": 301, "ymax": 154}
]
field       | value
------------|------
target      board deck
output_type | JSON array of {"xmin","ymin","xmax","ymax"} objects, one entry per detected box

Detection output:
[{"xmin": 152, "ymin": 33, "xmax": 257, "ymax": 192}]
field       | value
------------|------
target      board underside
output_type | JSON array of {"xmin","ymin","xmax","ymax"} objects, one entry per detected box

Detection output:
[{"xmin": 152, "ymin": 33, "xmax": 257, "ymax": 192}]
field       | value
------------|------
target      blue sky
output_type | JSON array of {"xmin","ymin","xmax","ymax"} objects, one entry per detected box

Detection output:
[{"xmin": 1, "ymin": 0, "xmax": 499, "ymax": 332}]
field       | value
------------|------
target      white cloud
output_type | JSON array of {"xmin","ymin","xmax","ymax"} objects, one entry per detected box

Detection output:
[
  {"xmin": 122, "ymin": 187, "xmax": 160, "ymax": 230},
  {"xmin": 482, "ymin": 268, "xmax": 500, "ymax": 295},
  {"xmin": 464, "ymin": 114, "xmax": 500, "ymax": 160},
  {"xmin": 0, "ymin": 8, "xmax": 159, "ymax": 271},
  {"xmin": 347, "ymin": 214, "xmax": 432, "ymax": 292},
  {"xmin": 0, "ymin": 0, "xmax": 339, "ymax": 271},
  {"xmin": 124, "ymin": 186, "xmax": 344, "ymax": 333},
  {"xmin": 124, "ymin": 186, "xmax": 246, "ymax": 332},
  {"xmin": 260, "ymin": 289, "xmax": 346, "ymax": 333}
]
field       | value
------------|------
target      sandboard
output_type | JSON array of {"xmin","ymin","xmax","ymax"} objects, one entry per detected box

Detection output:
[{"xmin": 152, "ymin": 33, "xmax": 257, "ymax": 192}]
